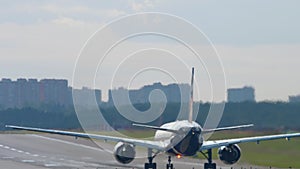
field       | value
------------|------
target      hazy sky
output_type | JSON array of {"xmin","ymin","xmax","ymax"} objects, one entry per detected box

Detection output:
[{"xmin": 1, "ymin": 0, "xmax": 300, "ymax": 101}]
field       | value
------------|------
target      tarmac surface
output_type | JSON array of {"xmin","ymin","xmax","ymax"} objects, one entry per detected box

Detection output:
[{"xmin": 0, "ymin": 134, "xmax": 247, "ymax": 169}]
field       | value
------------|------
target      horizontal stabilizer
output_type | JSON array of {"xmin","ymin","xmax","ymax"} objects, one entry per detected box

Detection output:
[
  {"xmin": 202, "ymin": 124, "xmax": 254, "ymax": 133},
  {"xmin": 132, "ymin": 123, "xmax": 180, "ymax": 134}
]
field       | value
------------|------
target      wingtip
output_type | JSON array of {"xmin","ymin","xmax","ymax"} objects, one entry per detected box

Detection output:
[
  {"xmin": 5, "ymin": 125, "xmax": 18, "ymax": 129},
  {"xmin": 4, "ymin": 125, "xmax": 15, "ymax": 130}
]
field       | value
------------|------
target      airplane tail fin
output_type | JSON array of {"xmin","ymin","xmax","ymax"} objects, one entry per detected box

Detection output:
[{"xmin": 188, "ymin": 67, "xmax": 195, "ymax": 123}]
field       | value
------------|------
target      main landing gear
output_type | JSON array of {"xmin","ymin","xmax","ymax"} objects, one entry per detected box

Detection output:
[
  {"xmin": 144, "ymin": 156, "xmax": 157, "ymax": 169},
  {"xmin": 144, "ymin": 149, "xmax": 175, "ymax": 169},
  {"xmin": 145, "ymin": 149, "xmax": 217, "ymax": 169},
  {"xmin": 201, "ymin": 149, "xmax": 217, "ymax": 169},
  {"xmin": 144, "ymin": 149, "xmax": 157, "ymax": 169}
]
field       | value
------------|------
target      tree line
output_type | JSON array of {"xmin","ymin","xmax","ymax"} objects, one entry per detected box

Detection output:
[{"xmin": 1, "ymin": 102, "xmax": 300, "ymax": 131}]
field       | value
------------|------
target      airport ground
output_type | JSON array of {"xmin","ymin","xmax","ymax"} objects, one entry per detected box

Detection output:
[{"xmin": 0, "ymin": 132, "xmax": 297, "ymax": 169}]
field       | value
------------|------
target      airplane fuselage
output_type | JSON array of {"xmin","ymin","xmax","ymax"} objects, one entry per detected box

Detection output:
[{"xmin": 154, "ymin": 120, "xmax": 203, "ymax": 156}]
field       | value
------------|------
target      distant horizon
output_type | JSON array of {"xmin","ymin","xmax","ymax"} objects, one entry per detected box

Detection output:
[
  {"xmin": 1, "ymin": 76, "xmax": 298, "ymax": 102},
  {"xmin": 1, "ymin": 1, "xmax": 300, "ymax": 102}
]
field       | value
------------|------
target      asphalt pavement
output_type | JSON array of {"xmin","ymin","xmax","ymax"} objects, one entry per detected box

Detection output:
[{"xmin": 0, "ymin": 134, "xmax": 246, "ymax": 169}]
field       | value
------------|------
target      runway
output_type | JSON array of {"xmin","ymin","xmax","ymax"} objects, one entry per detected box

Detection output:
[{"xmin": 0, "ymin": 134, "xmax": 235, "ymax": 169}]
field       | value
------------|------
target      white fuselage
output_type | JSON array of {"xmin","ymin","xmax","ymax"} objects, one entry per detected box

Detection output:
[
  {"xmin": 154, "ymin": 120, "xmax": 204, "ymax": 156},
  {"xmin": 154, "ymin": 120, "xmax": 202, "ymax": 140}
]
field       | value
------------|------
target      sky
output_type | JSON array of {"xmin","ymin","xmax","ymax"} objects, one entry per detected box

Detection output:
[{"xmin": 0, "ymin": 0, "xmax": 300, "ymax": 101}]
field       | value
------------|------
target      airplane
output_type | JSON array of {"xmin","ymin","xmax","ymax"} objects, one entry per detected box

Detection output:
[{"xmin": 6, "ymin": 67, "xmax": 300, "ymax": 169}]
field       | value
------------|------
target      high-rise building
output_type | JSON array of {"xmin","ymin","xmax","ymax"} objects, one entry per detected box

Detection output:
[
  {"xmin": 14, "ymin": 78, "xmax": 40, "ymax": 107},
  {"xmin": 27, "ymin": 79, "xmax": 40, "ymax": 106},
  {"xmin": 39, "ymin": 79, "xmax": 69, "ymax": 105},
  {"xmin": 227, "ymin": 86, "xmax": 255, "ymax": 103},
  {"xmin": 0, "ymin": 79, "xmax": 16, "ymax": 108},
  {"xmin": 108, "ymin": 83, "xmax": 190, "ymax": 106},
  {"xmin": 0, "ymin": 78, "xmax": 71, "ymax": 108},
  {"xmin": 289, "ymin": 95, "xmax": 300, "ymax": 103},
  {"xmin": 72, "ymin": 87, "xmax": 102, "ymax": 107}
]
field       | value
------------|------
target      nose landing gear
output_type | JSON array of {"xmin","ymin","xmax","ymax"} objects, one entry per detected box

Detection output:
[{"xmin": 166, "ymin": 156, "xmax": 174, "ymax": 169}]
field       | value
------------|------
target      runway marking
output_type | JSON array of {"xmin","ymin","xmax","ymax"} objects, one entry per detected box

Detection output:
[
  {"xmin": 81, "ymin": 156, "xmax": 93, "ymax": 160},
  {"xmin": 44, "ymin": 163, "xmax": 61, "ymax": 167},
  {"xmin": 22, "ymin": 159, "xmax": 35, "ymax": 163},
  {"xmin": 31, "ymin": 134, "xmax": 104, "ymax": 152},
  {"xmin": 1, "ymin": 144, "xmax": 43, "ymax": 160},
  {"xmin": 0, "ymin": 144, "xmax": 33, "ymax": 156},
  {"xmin": 2, "ymin": 156, "xmax": 14, "ymax": 159},
  {"xmin": 173, "ymin": 160, "xmax": 202, "ymax": 166}
]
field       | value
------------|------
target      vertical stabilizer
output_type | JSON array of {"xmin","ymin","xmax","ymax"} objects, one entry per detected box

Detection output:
[{"xmin": 188, "ymin": 67, "xmax": 195, "ymax": 123}]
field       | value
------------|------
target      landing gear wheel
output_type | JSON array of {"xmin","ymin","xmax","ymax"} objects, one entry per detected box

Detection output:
[
  {"xmin": 166, "ymin": 163, "xmax": 173, "ymax": 169},
  {"xmin": 204, "ymin": 163, "xmax": 216, "ymax": 169},
  {"xmin": 166, "ymin": 156, "xmax": 174, "ymax": 169},
  {"xmin": 145, "ymin": 163, "xmax": 157, "ymax": 169}
]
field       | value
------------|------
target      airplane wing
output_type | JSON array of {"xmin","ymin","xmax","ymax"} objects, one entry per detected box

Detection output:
[
  {"xmin": 200, "ymin": 132, "xmax": 300, "ymax": 151},
  {"xmin": 5, "ymin": 125, "xmax": 167, "ymax": 151}
]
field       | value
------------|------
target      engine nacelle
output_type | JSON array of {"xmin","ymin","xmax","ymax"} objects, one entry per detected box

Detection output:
[
  {"xmin": 113, "ymin": 142, "xmax": 136, "ymax": 164},
  {"xmin": 218, "ymin": 144, "xmax": 241, "ymax": 165}
]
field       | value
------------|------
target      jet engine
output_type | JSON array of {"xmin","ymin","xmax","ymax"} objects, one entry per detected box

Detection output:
[
  {"xmin": 113, "ymin": 142, "xmax": 136, "ymax": 164},
  {"xmin": 217, "ymin": 144, "xmax": 241, "ymax": 165}
]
